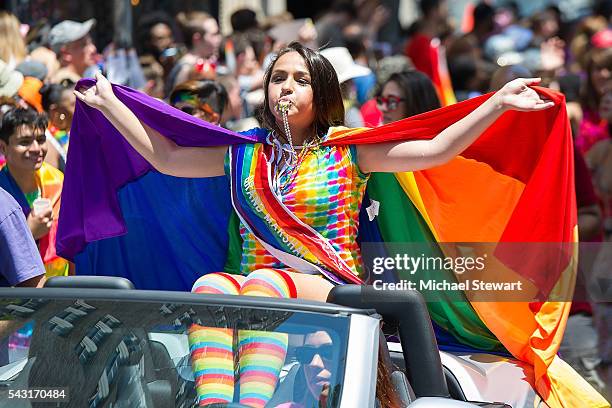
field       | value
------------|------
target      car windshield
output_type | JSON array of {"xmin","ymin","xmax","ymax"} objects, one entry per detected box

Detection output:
[{"xmin": 0, "ymin": 297, "xmax": 350, "ymax": 408}]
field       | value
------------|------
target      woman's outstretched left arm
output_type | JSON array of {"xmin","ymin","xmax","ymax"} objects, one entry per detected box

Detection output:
[{"xmin": 357, "ymin": 78, "xmax": 554, "ymax": 173}]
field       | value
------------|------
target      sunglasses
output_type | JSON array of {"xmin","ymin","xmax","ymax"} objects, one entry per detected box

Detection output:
[
  {"xmin": 177, "ymin": 102, "xmax": 216, "ymax": 118},
  {"xmin": 295, "ymin": 344, "xmax": 334, "ymax": 364},
  {"xmin": 375, "ymin": 95, "xmax": 405, "ymax": 111}
]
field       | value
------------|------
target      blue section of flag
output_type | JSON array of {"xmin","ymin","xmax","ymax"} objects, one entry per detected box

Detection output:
[{"xmin": 74, "ymin": 171, "xmax": 232, "ymax": 291}]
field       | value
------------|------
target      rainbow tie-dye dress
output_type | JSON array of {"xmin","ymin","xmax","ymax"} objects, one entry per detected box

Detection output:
[{"xmin": 225, "ymin": 141, "xmax": 369, "ymax": 278}]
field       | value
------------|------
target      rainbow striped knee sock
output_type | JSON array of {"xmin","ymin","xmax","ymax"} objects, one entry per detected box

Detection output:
[
  {"xmin": 237, "ymin": 269, "xmax": 296, "ymax": 407},
  {"xmin": 189, "ymin": 273, "xmax": 240, "ymax": 406}
]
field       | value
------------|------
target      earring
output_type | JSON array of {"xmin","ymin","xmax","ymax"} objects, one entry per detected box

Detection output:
[{"xmin": 59, "ymin": 113, "xmax": 66, "ymax": 121}]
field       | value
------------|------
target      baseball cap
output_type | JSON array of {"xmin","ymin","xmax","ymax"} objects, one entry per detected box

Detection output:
[
  {"xmin": 16, "ymin": 60, "xmax": 48, "ymax": 81},
  {"xmin": 0, "ymin": 60, "xmax": 24, "ymax": 98},
  {"xmin": 49, "ymin": 19, "xmax": 96, "ymax": 53}
]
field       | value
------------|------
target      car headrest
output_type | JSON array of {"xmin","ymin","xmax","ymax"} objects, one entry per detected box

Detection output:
[{"xmin": 45, "ymin": 276, "xmax": 135, "ymax": 289}]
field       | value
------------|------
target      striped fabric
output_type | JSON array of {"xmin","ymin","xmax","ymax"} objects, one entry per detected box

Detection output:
[
  {"xmin": 325, "ymin": 89, "xmax": 608, "ymax": 408},
  {"xmin": 240, "ymin": 269, "xmax": 297, "ymax": 298},
  {"xmin": 192, "ymin": 273, "xmax": 241, "ymax": 295},
  {"xmin": 188, "ymin": 326, "xmax": 236, "ymax": 405},
  {"xmin": 228, "ymin": 142, "xmax": 366, "ymax": 284},
  {"xmin": 189, "ymin": 273, "xmax": 239, "ymax": 405},
  {"xmin": 189, "ymin": 270, "xmax": 294, "ymax": 406},
  {"xmin": 237, "ymin": 330, "xmax": 289, "ymax": 407}
]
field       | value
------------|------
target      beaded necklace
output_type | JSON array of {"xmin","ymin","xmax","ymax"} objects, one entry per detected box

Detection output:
[{"xmin": 269, "ymin": 101, "xmax": 321, "ymax": 195}]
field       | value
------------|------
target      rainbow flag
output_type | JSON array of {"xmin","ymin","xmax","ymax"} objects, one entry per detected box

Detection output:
[
  {"xmin": 325, "ymin": 90, "xmax": 607, "ymax": 408},
  {"xmin": 58, "ymin": 80, "xmax": 608, "ymax": 407}
]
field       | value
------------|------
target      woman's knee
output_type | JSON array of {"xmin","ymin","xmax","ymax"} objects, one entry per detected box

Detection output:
[
  {"xmin": 240, "ymin": 268, "xmax": 298, "ymax": 298},
  {"xmin": 191, "ymin": 272, "xmax": 242, "ymax": 295}
]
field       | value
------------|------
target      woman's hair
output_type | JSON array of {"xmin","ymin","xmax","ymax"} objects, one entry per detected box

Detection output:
[
  {"xmin": 40, "ymin": 83, "xmax": 69, "ymax": 111},
  {"xmin": 581, "ymin": 47, "xmax": 612, "ymax": 112},
  {"xmin": 169, "ymin": 79, "xmax": 228, "ymax": 117},
  {"xmin": 376, "ymin": 343, "xmax": 402, "ymax": 408},
  {"xmin": 0, "ymin": 12, "xmax": 26, "ymax": 65},
  {"xmin": 260, "ymin": 42, "xmax": 345, "ymax": 139},
  {"xmin": 382, "ymin": 71, "xmax": 441, "ymax": 118}
]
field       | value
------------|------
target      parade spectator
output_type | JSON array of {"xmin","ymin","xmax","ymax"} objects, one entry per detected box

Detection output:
[
  {"xmin": 135, "ymin": 10, "xmax": 178, "ymax": 81},
  {"xmin": 342, "ymin": 24, "xmax": 378, "ymax": 104},
  {"xmin": 0, "ymin": 107, "xmax": 69, "ymax": 277},
  {"xmin": 49, "ymin": 19, "xmax": 97, "ymax": 85},
  {"xmin": 217, "ymin": 74, "xmax": 248, "ymax": 128},
  {"xmin": 139, "ymin": 55, "xmax": 165, "ymax": 99},
  {"xmin": 315, "ymin": 0, "xmax": 355, "ymax": 48},
  {"xmin": 377, "ymin": 70, "xmax": 440, "ymax": 125},
  {"xmin": 135, "ymin": 11, "xmax": 177, "ymax": 62},
  {"xmin": 0, "ymin": 60, "xmax": 23, "ymax": 98},
  {"xmin": 226, "ymin": 33, "xmax": 264, "ymax": 93},
  {"xmin": 404, "ymin": 0, "xmax": 450, "ymax": 81},
  {"xmin": 586, "ymin": 84, "xmax": 612, "ymax": 401},
  {"xmin": 166, "ymin": 11, "xmax": 222, "ymax": 95},
  {"xmin": 169, "ymin": 79, "xmax": 228, "ymax": 126},
  {"xmin": 17, "ymin": 76, "xmax": 44, "ymax": 112},
  {"xmin": 230, "ymin": 8, "xmax": 259, "ymax": 33},
  {"xmin": 320, "ymin": 46, "xmax": 371, "ymax": 126},
  {"xmin": 0, "ymin": 12, "xmax": 26, "ymax": 70},
  {"xmin": 577, "ymin": 31, "xmax": 612, "ymax": 154},
  {"xmin": 40, "ymin": 83, "xmax": 75, "ymax": 171},
  {"xmin": 0, "ymin": 186, "xmax": 45, "ymax": 287},
  {"xmin": 15, "ymin": 60, "xmax": 47, "ymax": 82},
  {"xmin": 449, "ymin": 55, "xmax": 480, "ymax": 101}
]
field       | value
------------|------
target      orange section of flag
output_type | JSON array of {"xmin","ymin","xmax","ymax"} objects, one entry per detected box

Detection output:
[{"xmin": 413, "ymin": 156, "xmax": 524, "ymax": 242}]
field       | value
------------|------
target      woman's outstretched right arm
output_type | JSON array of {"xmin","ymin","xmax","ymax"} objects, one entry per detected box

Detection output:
[{"xmin": 74, "ymin": 72, "xmax": 227, "ymax": 178}]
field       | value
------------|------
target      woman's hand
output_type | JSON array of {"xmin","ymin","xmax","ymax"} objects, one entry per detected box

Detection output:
[
  {"xmin": 497, "ymin": 78, "xmax": 555, "ymax": 112},
  {"xmin": 74, "ymin": 72, "xmax": 118, "ymax": 112}
]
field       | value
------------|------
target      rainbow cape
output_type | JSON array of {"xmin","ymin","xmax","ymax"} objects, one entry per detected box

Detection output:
[
  {"xmin": 0, "ymin": 162, "xmax": 69, "ymax": 276},
  {"xmin": 58, "ymin": 80, "xmax": 608, "ymax": 407}
]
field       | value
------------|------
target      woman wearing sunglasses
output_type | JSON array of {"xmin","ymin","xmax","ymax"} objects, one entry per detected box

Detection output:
[
  {"xmin": 377, "ymin": 70, "xmax": 441, "ymax": 125},
  {"xmin": 169, "ymin": 79, "xmax": 228, "ymax": 126},
  {"xmin": 268, "ymin": 331, "xmax": 336, "ymax": 408}
]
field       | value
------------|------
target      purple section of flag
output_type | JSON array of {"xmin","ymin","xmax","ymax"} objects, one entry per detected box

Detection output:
[{"xmin": 57, "ymin": 79, "xmax": 265, "ymax": 259}]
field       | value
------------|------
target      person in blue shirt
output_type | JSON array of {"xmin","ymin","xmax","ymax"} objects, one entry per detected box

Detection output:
[{"xmin": 0, "ymin": 186, "xmax": 45, "ymax": 287}]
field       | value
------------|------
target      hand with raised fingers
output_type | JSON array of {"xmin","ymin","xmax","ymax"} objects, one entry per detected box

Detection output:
[
  {"xmin": 73, "ymin": 71, "xmax": 118, "ymax": 112},
  {"xmin": 496, "ymin": 78, "xmax": 555, "ymax": 112}
]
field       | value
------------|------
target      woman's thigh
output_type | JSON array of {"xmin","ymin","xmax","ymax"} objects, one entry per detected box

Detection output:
[{"xmin": 281, "ymin": 271, "xmax": 334, "ymax": 302}]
